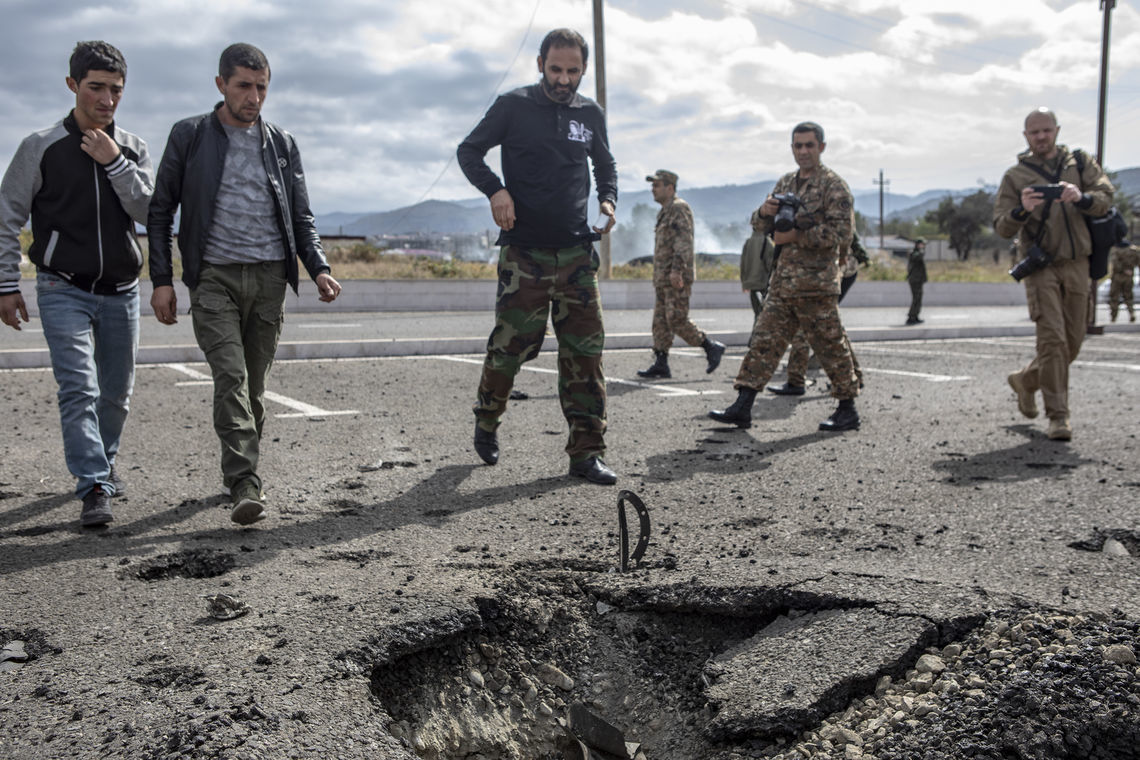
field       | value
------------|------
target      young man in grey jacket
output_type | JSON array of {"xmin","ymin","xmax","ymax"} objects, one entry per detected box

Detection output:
[
  {"xmin": 0, "ymin": 41, "xmax": 153, "ymax": 527},
  {"xmin": 148, "ymin": 43, "xmax": 341, "ymax": 525}
]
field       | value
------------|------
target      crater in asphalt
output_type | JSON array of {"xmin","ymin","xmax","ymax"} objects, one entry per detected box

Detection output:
[
  {"xmin": 128, "ymin": 549, "xmax": 236, "ymax": 581},
  {"xmin": 1068, "ymin": 529, "xmax": 1140, "ymax": 556},
  {"xmin": 354, "ymin": 573, "xmax": 951, "ymax": 759}
]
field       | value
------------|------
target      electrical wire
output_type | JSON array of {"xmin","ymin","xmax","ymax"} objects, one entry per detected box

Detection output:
[{"xmin": 379, "ymin": 0, "xmax": 542, "ymax": 235}]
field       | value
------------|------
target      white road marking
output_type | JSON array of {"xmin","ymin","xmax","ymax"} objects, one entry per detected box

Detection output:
[
  {"xmin": 434, "ymin": 355, "xmax": 723, "ymax": 397},
  {"xmin": 161, "ymin": 362, "xmax": 359, "ymax": 417},
  {"xmin": 854, "ymin": 346, "xmax": 1001, "ymax": 359},
  {"xmin": 863, "ymin": 368, "xmax": 972, "ymax": 382},
  {"xmin": 1074, "ymin": 360, "xmax": 1140, "ymax": 372},
  {"xmin": 293, "ymin": 323, "xmax": 363, "ymax": 329}
]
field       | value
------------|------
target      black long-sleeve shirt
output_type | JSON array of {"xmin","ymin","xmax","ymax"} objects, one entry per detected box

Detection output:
[{"xmin": 457, "ymin": 83, "xmax": 617, "ymax": 249}]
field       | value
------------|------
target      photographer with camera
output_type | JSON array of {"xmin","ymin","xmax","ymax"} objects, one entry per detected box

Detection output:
[
  {"xmin": 709, "ymin": 121, "xmax": 860, "ymax": 432},
  {"xmin": 994, "ymin": 108, "xmax": 1114, "ymax": 441}
]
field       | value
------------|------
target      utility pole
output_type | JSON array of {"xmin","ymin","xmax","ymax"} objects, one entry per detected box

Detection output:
[
  {"xmin": 873, "ymin": 170, "xmax": 890, "ymax": 249},
  {"xmin": 1096, "ymin": 0, "xmax": 1115, "ymax": 165},
  {"xmin": 1090, "ymin": 0, "xmax": 1116, "ymax": 334},
  {"xmin": 592, "ymin": 0, "xmax": 612, "ymax": 279}
]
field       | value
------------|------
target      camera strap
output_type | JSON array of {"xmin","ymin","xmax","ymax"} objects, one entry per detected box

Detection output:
[{"xmin": 1019, "ymin": 159, "xmax": 1062, "ymax": 247}]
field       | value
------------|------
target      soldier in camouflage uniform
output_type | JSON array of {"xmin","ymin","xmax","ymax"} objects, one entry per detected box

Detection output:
[
  {"xmin": 636, "ymin": 170, "xmax": 725, "ymax": 379},
  {"xmin": 770, "ymin": 230, "xmax": 867, "ymax": 395},
  {"xmin": 1108, "ymin": 241, "xmax": 1139, "ymax": 323},
  {"xmin": 709, "ymin": 121, "xmax": 860, "ymax": 432},
  {"xmin": 456, "ymin": 28, "xmax": 618, "ymax": 485}
]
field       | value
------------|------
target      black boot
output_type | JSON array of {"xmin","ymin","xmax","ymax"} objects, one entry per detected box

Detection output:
[
  {"xmin": 637, "ymin": 350, "xmax": 671, "ymax": 379},
  {"xmin": 702, "ymin": 337, "xmax": 726, "ymax": 374},
  {"xmin": 474, "ymin": 424, "xmax": 499, "ymax": 465},
  {"xmin": 708, "ymin": 387, "xmax": 757, "ymax": 428},
  {"xmin": 819, "ymin": 399, "xmax": 860, "ymax": 431}
]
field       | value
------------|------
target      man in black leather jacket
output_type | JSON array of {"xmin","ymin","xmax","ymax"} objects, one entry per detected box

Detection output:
[{"xmin": 147, "ymin": 42, "xmax": 341, "ymax": 526}]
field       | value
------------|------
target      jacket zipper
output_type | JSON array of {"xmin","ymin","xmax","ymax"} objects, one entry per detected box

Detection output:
[{"xmin": 93, "ymin": 162, "xmax": 104, "ymax": 291}]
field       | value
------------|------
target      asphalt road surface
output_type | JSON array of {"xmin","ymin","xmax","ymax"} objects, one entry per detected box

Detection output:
[{"xmin": 2, "ymin": 334, "xmax": 1139, "ymax": 758}]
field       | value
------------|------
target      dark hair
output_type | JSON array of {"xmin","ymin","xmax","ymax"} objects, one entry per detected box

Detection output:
[
  {"xmin": 792, "ymin": 121, "xmax": 825, "ymax": 144},
  {"xmin": 219, "ymin": 43, "xmax": 270, "ymax": 82},
  {"xmin": 539, "ymin": 28, "xmax": 588, "ymax": 66},
  {"xmin": 69, "ymin": 41, "xmax": 127, "ymax": 83}
]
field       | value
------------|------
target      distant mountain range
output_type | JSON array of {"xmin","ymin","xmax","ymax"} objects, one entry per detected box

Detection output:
[{"xmin": 316, "ymin": 167, "xmax": 1140, "ymax": 238}]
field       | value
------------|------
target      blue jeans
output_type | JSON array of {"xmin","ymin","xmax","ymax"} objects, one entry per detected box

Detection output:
[{"xmin": 36, "ymin": 272, "xmax": 139, "ymax": 497}]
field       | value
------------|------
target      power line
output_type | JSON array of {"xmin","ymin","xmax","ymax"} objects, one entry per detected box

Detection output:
[{"xmin": 379, "ymin": 0, "xmax": 542, "ymax": 235}]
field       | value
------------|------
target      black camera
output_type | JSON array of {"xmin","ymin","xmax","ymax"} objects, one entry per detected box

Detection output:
[
  {"xmin": 1031, "ymin": 184, "xmax": 1064, "ymax": 200},
  {"xmin": 772, "ymin": 193, "xmax": 803, "ymax": 232},
  {"xmin": 1009, "ymin": 244, "xmax": 1052, "ymax": 282}
]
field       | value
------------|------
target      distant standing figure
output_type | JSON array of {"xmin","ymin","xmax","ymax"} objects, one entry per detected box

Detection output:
[
  {"xmin": 636, "ymin": 169, "xmax": 725, "ymax": 379},
  {"xmin": 1108, "ymin": 241, "xmax": 1139, "ymax": 323},
  {"xmin": 148, "ymin": 43, "xmax": 342, "ymax": 525},
  {"xmin": 456, "ymin": 28, "xmax": 619, "ymax": 485},
  {"xmin": 905, "ymin": 238, "xmax": 927, "ymax": 325},
  {"xmin": 740, "ymin": 211, "xmax": 777, "ymax": 317},
  {"xmin": 0, "ymin": 41, "xmax": 153, "ymax": 527}
]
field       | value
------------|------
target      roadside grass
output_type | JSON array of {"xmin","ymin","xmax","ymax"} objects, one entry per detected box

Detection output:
[{"xmin": 14, "ymin": 233, "xmax": 1014, "ymax": 284}]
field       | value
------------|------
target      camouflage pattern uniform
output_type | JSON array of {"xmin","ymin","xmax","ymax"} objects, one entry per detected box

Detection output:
[
  {"xmin": 651, "ymin": 196, "xmax": 706, "ymax": 350},
  {"xmin": 784, "ymin": 235, "xmax": 863, "ymax": 388},
  {"xmin": 734, "ymin": 164, "xmax": 858, "ymax": 399},
  {"xmin": 1108, "ymin": 244, "xmax": 1140, "ymax": 322},
  {"xmin": 475, "ymin": 244, "xmax": 606, "ymax": 461}
]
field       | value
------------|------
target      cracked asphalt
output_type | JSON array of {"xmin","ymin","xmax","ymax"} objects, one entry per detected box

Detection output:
[{"xmin": 1, "ymin": 331, "xmax": 1139, "ymax": 758}]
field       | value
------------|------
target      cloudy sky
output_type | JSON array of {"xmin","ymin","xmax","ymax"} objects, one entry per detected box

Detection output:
[{"xmin": 2, "ymin": 0, "xmax": 1138, "ymax": 217}]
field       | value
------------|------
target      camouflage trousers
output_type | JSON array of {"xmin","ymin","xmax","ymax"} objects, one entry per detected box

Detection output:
[
  {"xmin": 785, "ymin": 328, "xmax": 861, "ymax": 387},
  {"xmin": 786, "ymin": 272, "xmax": 860, "ymax": 387},
  {"xmin": 475, "ymin": 245, "xmax": 606, "ymax": 462},
  {"xmin": 1108, "ymin": 274, "xmax": 1135, "ymax": 319},
  {"xmin": 651, "ymin": 283, "xmax": 705, "ymax": 351},
  {"xmin": 735, "ymin": 292, "xmax": 859, "ymax": 400}
]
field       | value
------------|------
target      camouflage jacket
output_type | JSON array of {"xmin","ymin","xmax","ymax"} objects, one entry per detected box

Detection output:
[
  {"xmin": 1110, "ymin": 245, "xmax": 1140, "ymax": 279},
  {"xmin": 653, "ymin": 196, "xmax": 695, "ymax": 287},
  {"xmin": 756, "ymin": 164, "xmax": 853, "ymax": 298}
]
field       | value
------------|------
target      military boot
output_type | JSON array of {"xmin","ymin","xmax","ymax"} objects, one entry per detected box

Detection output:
[
  {"xmin": 708, "ymin": 387, "xmax": 757, "ymax": 428},
  {"xmin": 702, "ymin": 337, "xmax": 726, "ymax": 374},
  {"xmin": 819, "ymin": 399, "xmax": 860, "ymax": 431},
  {"xmin": 637, "ymin": 350, "xmax": 671, "ymax": 379}
]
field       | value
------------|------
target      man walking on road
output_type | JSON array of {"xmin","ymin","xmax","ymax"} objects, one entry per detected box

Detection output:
[
  {"xmin": 708, "ymin": 121, "xmax": 860, "ymax": 432},
  {"xmin": 636, "ymin": 169, "xmax": 725, "ymax": 380},
  {"xmin": 457, "ymin": 28, "xmax": 619, "ymax": 486},
  {"xmin": 148, "ymin": 43, "xmax": 341, "ymax": 524},
  {"xmin": 0, "ymin": 41, "xmax": 153, "ymax": 527},
  {"xmin": 994, "ymin": 107, "xmax": 1113, "ymax": 441}
]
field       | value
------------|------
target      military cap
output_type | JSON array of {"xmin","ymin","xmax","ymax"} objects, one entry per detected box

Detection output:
[{"xmin": 645, "ymin": 169, "xmax": 678, "ymax": 187}]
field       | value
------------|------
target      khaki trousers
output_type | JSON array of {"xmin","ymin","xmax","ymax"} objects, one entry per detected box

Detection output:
[{"xmin": 1016, "ymin": 257, "xmax": 1088, "ymax": 420}]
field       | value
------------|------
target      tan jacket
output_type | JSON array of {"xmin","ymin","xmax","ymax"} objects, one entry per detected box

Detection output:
[{"xmin": 993, "ymin": 145, "xmax": 1114, "ymax": 264}]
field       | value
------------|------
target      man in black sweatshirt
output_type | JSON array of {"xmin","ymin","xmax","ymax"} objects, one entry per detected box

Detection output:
[
  {"xmin": 0, "ymin": 41, "xmax": 153, "ymax": 527},
  {"xmin": 457, "ymin": 28, "xmax": 619, "ymax": 485}
]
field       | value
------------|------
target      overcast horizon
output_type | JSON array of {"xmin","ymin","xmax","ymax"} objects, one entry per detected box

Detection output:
[{"xmin": 2, "ymin": 0, "xmax": 1138, "ymax": 217}]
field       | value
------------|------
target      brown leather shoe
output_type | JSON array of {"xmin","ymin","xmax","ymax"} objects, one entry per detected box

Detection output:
[
  {"xmin": 1007, "ymin": 372, "xmax": 1038, "ymax": 419},
  {"xmin": 1046, "ymin": 417, "xmax": 1072, "ymax": 441}
]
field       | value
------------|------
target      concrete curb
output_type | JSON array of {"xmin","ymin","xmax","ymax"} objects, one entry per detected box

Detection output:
[{"xmin": 14, "ymin": 323, "xmax": 1140, "ymax": 370}]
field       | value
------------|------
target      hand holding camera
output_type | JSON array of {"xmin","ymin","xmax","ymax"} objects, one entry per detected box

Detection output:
[{"xmin": 1021, "ymin": 181, "xmax": 1081, "ymax": 211}]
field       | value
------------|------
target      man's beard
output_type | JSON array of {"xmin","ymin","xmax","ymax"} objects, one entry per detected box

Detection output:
[{"xmin": 541, "ymin": 76, "xmax": 577, "ymax": 103}]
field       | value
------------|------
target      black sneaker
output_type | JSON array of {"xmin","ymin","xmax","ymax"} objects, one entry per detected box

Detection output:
[
  {"xmin": 108, "ymin": 465, "xmax": 126, "ymax": 497},
  {"xmin": 80, "ymin": 486, "xmax": 113, "ymax": 527},
  {"xmin": 230, "ymin": 479, "xmax": 266, "ymax": 525}
]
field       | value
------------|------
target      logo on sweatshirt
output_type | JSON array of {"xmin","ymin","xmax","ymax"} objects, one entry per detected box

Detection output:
[{"xmin": 568, "ymin": 120, "xmax": 592, "ymax": 144}]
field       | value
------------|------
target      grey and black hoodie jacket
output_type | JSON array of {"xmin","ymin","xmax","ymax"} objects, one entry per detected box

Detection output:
[{"xmin": 0, "ymin": 111, "xmax": 154, "ymax": 296}]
